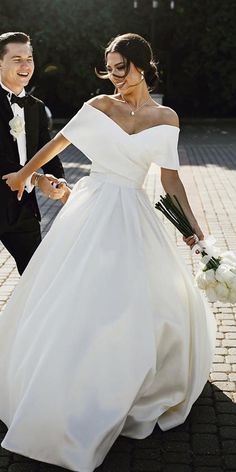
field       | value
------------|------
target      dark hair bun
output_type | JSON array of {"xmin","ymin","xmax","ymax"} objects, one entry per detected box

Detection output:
[{"xmin": 144, "ymin": 61, "xmax": 159, "ymax": 91}]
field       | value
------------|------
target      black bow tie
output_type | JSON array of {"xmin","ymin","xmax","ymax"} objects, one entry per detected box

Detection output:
[{"xmin": 10, "ymin": 94, "xmax": 29, "ymax": 108}]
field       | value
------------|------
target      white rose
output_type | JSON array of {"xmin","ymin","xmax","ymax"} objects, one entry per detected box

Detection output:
[
  {"xmin": 215, "ymin": 264, "xmax": 235, "ymax": 284},
  {"xmin": 9, "ymin": 115, "xmax": 25, "ymax": 140},
  {"xmin": 228, "ymin": 276, "xmax": 236, "ymax": 290},
  {"xmin": 205, "ymin": 286, "xmax": 218, "ymax": 302},
  {"xmin": 195, "ymin": 271, "xmax": 208, "ymax": 290},
  {"xmin": 229, "ymin": 289, "xmax": 236, "ymax": 304},
  {"xmin": 205, "ymin": 269, "xmax": 217, "ymax": 284},
  {"xmin": 215, "ymin": 282, "xmax": 230, "ymax": 303}
]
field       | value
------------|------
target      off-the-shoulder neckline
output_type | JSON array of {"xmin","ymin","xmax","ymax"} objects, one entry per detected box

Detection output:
[{"xmin": 84, "ymin": 102, "xmax": 180, "ymax": 137}]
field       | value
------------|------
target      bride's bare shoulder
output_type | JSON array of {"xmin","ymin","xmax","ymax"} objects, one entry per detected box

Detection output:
[
  {"xmin": 153, "ymin": 104, "xmax": 179, "ymax": 127},
  {"xmin": 86, "ymin": 95, "xmax": 114, "ymax": 113}
]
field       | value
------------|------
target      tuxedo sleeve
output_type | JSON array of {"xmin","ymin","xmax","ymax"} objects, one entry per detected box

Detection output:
[{"xmin": 38, "ymin": 102, "xmax": 65, "ymax": 178}]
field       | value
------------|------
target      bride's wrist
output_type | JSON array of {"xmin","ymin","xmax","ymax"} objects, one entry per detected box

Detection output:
[{"xmin": 20, "ymin": 168, "xmax": 31, "ymax": 181}]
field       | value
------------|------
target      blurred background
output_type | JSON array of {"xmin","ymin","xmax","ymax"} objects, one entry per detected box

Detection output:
[{"xmin": 0, "ymin": 0, "xmax": 235, "ymax": 119}]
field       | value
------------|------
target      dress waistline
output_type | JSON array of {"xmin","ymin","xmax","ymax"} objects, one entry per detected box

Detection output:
[{"xmin": 90, "ymin": 171, "xmax": 142, "ymax": 189}]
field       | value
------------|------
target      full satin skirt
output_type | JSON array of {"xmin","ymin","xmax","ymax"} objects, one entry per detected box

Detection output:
[{"xmin": 0, "ymin": 174, "xmax": 216, "ymax": 472}]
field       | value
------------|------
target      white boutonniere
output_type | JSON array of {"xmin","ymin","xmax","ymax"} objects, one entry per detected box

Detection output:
[{"xmin": 9, "ymin": 115, "xmax": 25, "ymax": 140}]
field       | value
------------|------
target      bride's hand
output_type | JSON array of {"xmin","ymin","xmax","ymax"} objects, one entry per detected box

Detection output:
[
  {"xmin": 2, "ymin": 171, "xmax": 26, "ymax": 201},
  {"xmin": 183, "ymin": 224, "xmax": 204, "ymax": 250}
]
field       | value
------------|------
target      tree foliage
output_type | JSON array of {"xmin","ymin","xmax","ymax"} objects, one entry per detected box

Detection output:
[{"xmin": 0, "ymin": 0, "xmax": 235, "ymax": 116}]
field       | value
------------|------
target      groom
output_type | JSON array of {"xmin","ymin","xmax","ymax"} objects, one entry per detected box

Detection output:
[{"xmin": 0, "ymin": 31, "xmax": 66, "ymax": 274}]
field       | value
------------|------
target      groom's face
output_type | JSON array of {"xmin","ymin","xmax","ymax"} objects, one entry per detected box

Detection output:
[{"xmin": 0, "ymin": 42, "xmax": 34, "ymax": 94}]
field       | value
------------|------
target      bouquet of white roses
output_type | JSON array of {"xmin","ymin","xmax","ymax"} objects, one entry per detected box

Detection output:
[{"xmin": 155, "ymin": 194, "xmax": 236, "ymax": 304}]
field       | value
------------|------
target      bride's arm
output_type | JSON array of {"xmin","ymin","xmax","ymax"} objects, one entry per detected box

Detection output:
[
  {"xmin": 161, "ymin": 168, "xmax": 204, "ymax": 248},
  {"xmin": 2, "ymin": 133, "xmax": 70, "ymax": 201}
]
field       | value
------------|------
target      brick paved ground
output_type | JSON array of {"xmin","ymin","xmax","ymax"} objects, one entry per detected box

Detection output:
[{"xmin": 0, "ymin": 120, "xmax": 236, "ymax": 471}]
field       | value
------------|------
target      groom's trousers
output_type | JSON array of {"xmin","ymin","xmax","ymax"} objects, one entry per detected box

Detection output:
[{"xmin": 0, "ymin": 204, "xmax": 41, "ymax": 275}]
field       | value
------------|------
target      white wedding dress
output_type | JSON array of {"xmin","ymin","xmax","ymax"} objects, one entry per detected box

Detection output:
[{"xmin": 0, "ymin": 102, "xmax": 216, "ymax": 472}]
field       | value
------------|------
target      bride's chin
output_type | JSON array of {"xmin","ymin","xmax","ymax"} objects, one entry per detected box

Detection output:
[{"xmin": 115, "ymin": 82, "xmax": 127, "ymax": 90}]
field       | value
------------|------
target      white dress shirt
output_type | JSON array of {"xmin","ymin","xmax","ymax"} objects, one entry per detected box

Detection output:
[{"xmin": 1, "ymin": 81, "xmax": 33, "ymax": 192}]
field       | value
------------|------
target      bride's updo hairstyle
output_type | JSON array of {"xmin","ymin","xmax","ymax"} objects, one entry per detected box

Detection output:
[{"xmin": 97, "ymin": 33, "xmax": 159, "ymax": 91}]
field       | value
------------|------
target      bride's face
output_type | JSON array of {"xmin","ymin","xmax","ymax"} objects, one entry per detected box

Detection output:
[{"xmin": 106, "ymin": 52, "xmax": 143, "ymax": 93}]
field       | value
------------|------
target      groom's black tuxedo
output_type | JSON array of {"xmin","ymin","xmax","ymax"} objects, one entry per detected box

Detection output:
[{"xmin": 0, "ymin": 85, "xmax": 65, "ymax": 273}]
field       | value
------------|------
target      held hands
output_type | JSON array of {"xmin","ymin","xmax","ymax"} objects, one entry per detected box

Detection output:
[
  {"xmin": 2, "ymin": 171, "xmax": 68, "ymax": 202},
  {"xmin": 37, "ymin": 174, "xmax": 67, "ymax": 201}
]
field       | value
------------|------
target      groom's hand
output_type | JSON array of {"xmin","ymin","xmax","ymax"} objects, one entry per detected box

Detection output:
[{"xmin": 2, "ymin": 172, "xmax": 26, "ymax": 200}]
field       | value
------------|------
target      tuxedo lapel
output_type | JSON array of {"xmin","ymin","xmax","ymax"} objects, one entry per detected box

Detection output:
[
  {"xmin": 0, "ymin": 86, "xmax": 19, "ymax": 163},
  {"xmin": 0, "ymin": 86, "xmax": 14, "ymax": 127}
]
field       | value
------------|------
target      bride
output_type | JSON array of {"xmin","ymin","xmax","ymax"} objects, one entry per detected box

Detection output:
[{"xmin": 0, "ymin": 33, "xmax": 216, "ymax": 472}]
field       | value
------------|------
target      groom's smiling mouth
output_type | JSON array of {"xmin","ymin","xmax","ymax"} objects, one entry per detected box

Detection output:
[{"xmin": 17, "ymin": 72, "xmax": 29, "ymax": 77}]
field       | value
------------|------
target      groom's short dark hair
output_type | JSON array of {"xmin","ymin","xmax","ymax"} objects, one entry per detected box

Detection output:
[{"xmin": 0, "ymin": 32, "xmax": 32, "ymax": 59}]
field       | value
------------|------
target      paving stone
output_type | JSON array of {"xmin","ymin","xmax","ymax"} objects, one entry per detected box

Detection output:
[
  {"xmin": 0, "ymin": 424, "xmax": 7, "ymax": 434},
  {"xmin": 200, "ymin": 383, "xmax": 213, "ymax": 397},
  {"xmin": 132, "ymin": 460, "xmax": 162, "ymax": 471},
  {"xmin": 229, "ymin": 373, "xmax": 236, "ymax": 381},
  {"xmin": 210, "ymin": 372, "xmax": 228, "ymax": 381},
  {"xmin": 192, "ymin": 434, "xmax": 220, "ymax": 454},
  {"xmin": 194, "ymin": 468, "xmax": 223, "ymax": 472},
  {"xmin": 8, "ymin": 464, "xmax": 39, "ymax": 472},
  {"xmin": 213, "ymin": 355, "xmax": 225, "ymax": 362},
  {"xmin": 194, "ymin": 397, "xmax": 213, "ymax": 406},
  {"xmin": 217, "ymin": 414, "xmax": 236, "ymax": 426},
  {"xmin": 162, "ymin": 432, "xmax": 189, "ymax": 442},
  {"xmin": 135, "ymin": 438, "xmax": 162, "ymax": 450},
  {"xmin": 12, "ymin": 454, "xmax": 37, "ymax": 464},
  {"xmin": 111, "ymin": 437, "xmax": 133, "ymax": 453},
  {"xmin": 224, "ymin": 455, "xmax": 236, "ymax": 469},
  {"xmin": 133, "ymin": 449, "xmax": 161, "ymax": 460},
  {"xmin": 216, "ymin": 403, "xmax": 236, "ymax": 414},
  {"xmin": 220, "ymin": 427, "xmax": 236, "ymax": 439},
  {"xmin": 220, "ymin": 327, "xmax": 236, "ymax": 332},
  {"xmin": 212, "ymin": 363, "xmax": 232, "ymax": 372},
  {"xmin": 162, "ymin": 442, "xmax": 190, "ymax": 453},
  {"xmin": 213, "ymin": 382, "xmax": 236, "ymax": 391},
  {"xmin": 0, "ymin": 457, "xmax": 10, "ymax": 466},
  {"xmin": 226, "ymin": 356, "xmax": 236, "ymax": 363},
  {"xmin": 0, "ymin": 438, "xmax": 11, "ymax": 458},
  {"xmin": 222, "ymin": 320, "xmax": 236, "ymax": 326},
  {"xmin": 191, "ymin": 406, "xmax": 216, "ymax": 424},
  {"xmin": 229, "ymin": 348, "xmax": 236, "ymax": 355},
  {"xmin": 213, "ymin": 390, "xmax": 234, "ymax": 402},
  {"xmin": 162, "ymin": 452, "xmax": 192, "ymax": 464},
  {"xmin": 163, "ymin": 466, "xmax": 191, "ymax": 472},
  {"xmin": 39, "ymin": 466, "xmax": 67, "ymax": 472},
  {"xmin": 193, "ymin": 455, "xmax": 221, "ymax": 466},
  {"xmin": 223, "ymin": 340, "xmax": 236, "ymax": 347},
  {"xmin": 191, "ymin": 424, "xmax": 217, "ymax": 434},
  {"xmin": 98, "ymin": 452, "xmax": 130, "ymax": 471},
  {"xmin": 222, "ymin": 440, "xmax": 236, "ymax": 453}
]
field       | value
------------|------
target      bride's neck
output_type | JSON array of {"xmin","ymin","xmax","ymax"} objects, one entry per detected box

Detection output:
[{"xmin": 120, "ymin": 84, "xmax": 150, "ymax": 108}]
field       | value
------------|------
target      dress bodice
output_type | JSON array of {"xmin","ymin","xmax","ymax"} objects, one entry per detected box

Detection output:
[{"xmin": 61, "ymin": 102, "xmax": 180, "ymax": 187}]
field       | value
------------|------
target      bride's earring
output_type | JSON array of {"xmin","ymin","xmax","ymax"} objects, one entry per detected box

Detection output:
[{"xmin": 141, "ymin": 71, "xmax": 144, "ymax": 80}]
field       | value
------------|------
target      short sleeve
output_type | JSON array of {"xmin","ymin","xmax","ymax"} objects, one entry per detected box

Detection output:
[
  {"xmin": 152, "ymin": 126, "xmax": 180, "ymax": 170},
  {"xmin": 60, "ymin": 103, "xmax": 92, "ymax": 149}
]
